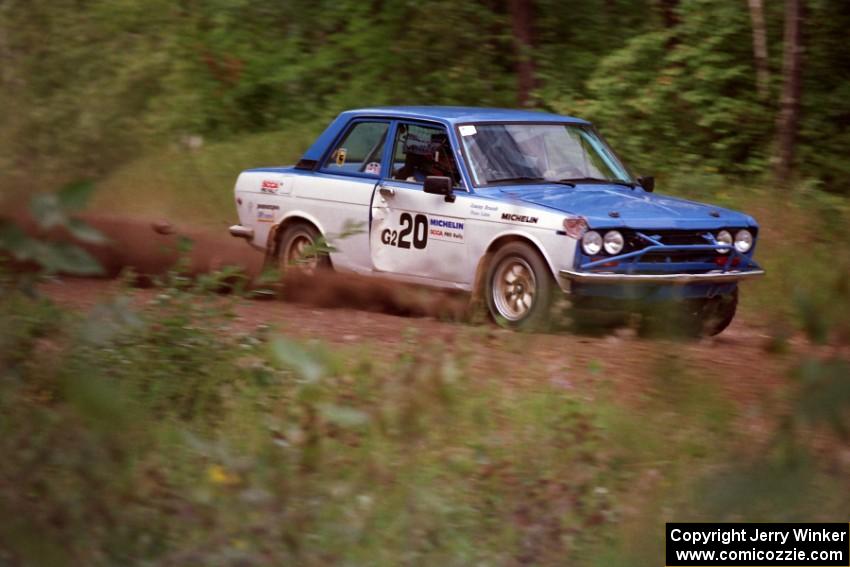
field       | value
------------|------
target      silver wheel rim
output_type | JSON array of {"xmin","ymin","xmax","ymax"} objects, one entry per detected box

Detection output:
[
  {"xmin": 492, "ymin": 256, "xmax": 537, "ymax": 321},
  {"xmin": 281, "ymin": 231, "xmax": 318, "ymax": 275}
]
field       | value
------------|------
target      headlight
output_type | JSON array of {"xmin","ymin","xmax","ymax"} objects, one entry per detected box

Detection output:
[
  {"xmin": 603, "ymin": 230, "xmax": 624, "ymax": 255},
  {"xmin": 716, "ymin": 230, "xmax": 733, "ymax": 254},
  {"xmin": 582, "ymin": 230, "xmax": 603, "ymax": 255},
  {"xmin": 734, "ymin": 229, "xmax": 753, "ymax": 253}
]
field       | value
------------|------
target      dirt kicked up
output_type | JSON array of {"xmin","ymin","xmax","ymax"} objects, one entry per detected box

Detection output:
[{"xmin": 28, "ymin": 215, "xmax": 844, "ymax": 450}]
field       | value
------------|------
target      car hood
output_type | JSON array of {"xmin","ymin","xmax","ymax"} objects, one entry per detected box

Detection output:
[{"xmin": 496, "ymin": 184, "xmax": 756, "ymax": 230}]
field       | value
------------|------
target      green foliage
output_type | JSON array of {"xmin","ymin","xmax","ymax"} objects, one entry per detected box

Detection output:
[
  {"xmin": 0, "ymin": 282, "xmax": 627, "ymax": 565},
  {"xmin": 799, "ymin": 0, "xmax": 850, "ymax": 193},
  {"xmin": 2, "ymin": 0, "xmax": 848, "ymax": 194},
  {"xmin": 580, "ymin": 0, "xmax": 771, "ymax": 176}
]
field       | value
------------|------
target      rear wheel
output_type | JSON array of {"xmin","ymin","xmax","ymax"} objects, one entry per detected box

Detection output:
[
  {"xmin": 696, "ymin": 289, "xmax": 738, "ymax": 336},
  {"xmin": 275, "ymin": 222, "xmax": 331, "ymax": 275},
  {"xmin": 640, "ymin": 289, "xmax": 738, "ymax": 338},
  {"xmin": 485, "ymin": 242, "xmax": 555, "ymax": 331}
]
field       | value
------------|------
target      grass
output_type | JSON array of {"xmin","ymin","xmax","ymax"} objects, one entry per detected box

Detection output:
[
  {"xmin": 0, "ymin": 274, "xmax": 638, "ymax": 565},
  {"xmin": 89, "ymin": 124, "xmax": 322, "ymax": 230},
  {"xmin": 2, "ymin": 132, "xmax": 848, "ymax": 564},
  {"xmin": 1, "ymin": 257, "xmax": 848, "ymax": 565}
]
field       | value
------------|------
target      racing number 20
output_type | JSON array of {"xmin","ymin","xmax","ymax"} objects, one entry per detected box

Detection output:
[
  {"xmin": 381, "ymin": 213, "xmax": 428, "ymax": 249},
  {"xmin": 398, "ymin": 213, "xmax": 427, "ymax": 249}
]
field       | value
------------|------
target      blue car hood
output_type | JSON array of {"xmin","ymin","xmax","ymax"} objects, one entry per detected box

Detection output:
[{"xmin": 496, "ymin": 184, "xmax": 756, "ymax": 230}]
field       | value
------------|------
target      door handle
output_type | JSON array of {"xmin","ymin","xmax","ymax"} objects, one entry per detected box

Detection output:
[{"xmin": 379, "ymin": 186, "xmax": 395, "ymax": 198}]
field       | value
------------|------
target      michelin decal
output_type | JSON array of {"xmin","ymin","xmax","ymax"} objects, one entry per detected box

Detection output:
[{"xmin": 428, "ymin": 215, "xmax": 464, "ymax": 243}]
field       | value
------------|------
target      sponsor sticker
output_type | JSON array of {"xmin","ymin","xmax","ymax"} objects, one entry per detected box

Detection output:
[
  {"xmin": 261, "ymin": 180, "xmax": 279, "ymax": 194},
  {"xmin": 256, "ymin": 203, "xmax": 279, "ymax": 223},
  {"xmin": 459, "ymin": 125, "xmax": 477, "ymax": 137},
  {"xmin": 501, "ymin": 212, "xmax": 538, "ymax": 224},
  {"xmin": 428, "ymin": 215, "xmax": 465, "ymax": 243},
  {"xmin": 470, "ymin": 202, "xmax": 499, "ymax": 218}
]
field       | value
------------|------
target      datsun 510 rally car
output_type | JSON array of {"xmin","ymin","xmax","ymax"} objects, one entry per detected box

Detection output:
[{"xmin": 230, "ymin": 107, "xmax": 764, "ymax": 334}]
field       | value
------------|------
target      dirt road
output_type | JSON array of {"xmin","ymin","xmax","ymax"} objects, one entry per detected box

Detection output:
[{"xmin": 40, "ymin": 276, "xmax": 810, "ymax": 425}]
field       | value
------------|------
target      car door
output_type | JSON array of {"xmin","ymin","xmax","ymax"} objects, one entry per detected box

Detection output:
[
  {"xmin": 293, "ymin": 119, "xmax": 390, "ymax": 273},
  {"xmin": 370, "ymin": 121, "xmax": 469, "ymax": 284}
]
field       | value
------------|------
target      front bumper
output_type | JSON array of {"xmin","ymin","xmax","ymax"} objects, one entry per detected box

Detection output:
[
  {"xmin": 560, "ymin": 268, "xmax": 765, "ymax": 285},
  {"xmin": 563, "ymin": 230, "xmax": 765, "ymax": 295}
]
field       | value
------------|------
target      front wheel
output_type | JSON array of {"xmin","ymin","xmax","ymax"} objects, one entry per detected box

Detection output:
[{"xmin": 485, "ymin": 242, "xmax": 555, "ymax": 331}]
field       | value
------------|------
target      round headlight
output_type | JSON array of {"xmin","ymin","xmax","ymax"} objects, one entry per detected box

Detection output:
[
  {"xmin": 716, "ymin": 230, "xmax": 733, "ymax": 254},
  {"xmin": 582, "ymin": 230, "xmax": 603, "ymax": 255},
  {"xmin": 734, "ymin": 229, "xmax": 753, "ymax": 253},
  {"xmin": 603, "ymin": 230, "xmax": 624, "ymax": 255}
]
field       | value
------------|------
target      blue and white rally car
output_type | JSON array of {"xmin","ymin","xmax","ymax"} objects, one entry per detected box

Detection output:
[{"xmin": 230, "ymin": 107, "xmax": 764, "ymax": 334}]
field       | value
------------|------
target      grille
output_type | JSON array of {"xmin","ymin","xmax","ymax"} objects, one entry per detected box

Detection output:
[
  {"xmin": 640, "ymin": 250, "xmax": 715, "ymax": 263},
  {"xmin": 622, "ymin": 230, "xmax": 718, "ymax": 264},
  {"xmin": 624, "ymin": 230, "xmax": 712, "ymax": 250}
]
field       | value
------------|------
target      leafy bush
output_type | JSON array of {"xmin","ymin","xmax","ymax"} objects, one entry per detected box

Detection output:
[
  {"xmin": 579, "ymin": 1, "xmax": 771, "ymax": 176},
  {"xmin": 0, "ymin": 278, "xmax": 626, "ymax": 565}
]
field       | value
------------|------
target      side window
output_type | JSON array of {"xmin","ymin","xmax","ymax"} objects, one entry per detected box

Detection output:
[
  {"xmin": 322, "ymin": 121, "xmax": 388, "ymax": 176},
  {"xmin": 391, "ymin": 123, "xmax": 461, "ymax": 186}
]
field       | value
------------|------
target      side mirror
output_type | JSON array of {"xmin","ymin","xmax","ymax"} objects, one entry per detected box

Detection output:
[
  {"xmin": 638, "ymin": 176, "xmax": 655, "ymax": 192},
  {"xmin": 423, "ymin": 176, "xmax": 455, "ymax": 202}
]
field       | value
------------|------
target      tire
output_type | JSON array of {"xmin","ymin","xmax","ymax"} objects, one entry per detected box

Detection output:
[
  {"xmin": 641, "ymin": 289, "xmax": 738, "ymax": 338},
  {"xmin": 275, "ymin": 222, "xmax": 331, "ymax": 275},
  {"xmin": 484, "ymin": 242, "xmax": 555, "ymax": 331},
  {"xmin": 697, "ymin": 288, "xmax": 738, "ymax": 336}
]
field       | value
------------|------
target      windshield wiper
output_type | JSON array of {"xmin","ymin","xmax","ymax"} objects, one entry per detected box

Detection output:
[
  {"xmin": 559, "ymin": 177, "xmax": 636, "ymax": 189},
  {"xmin": 486, "ymin": 176, "xmax": 546, "ymax": 185}
]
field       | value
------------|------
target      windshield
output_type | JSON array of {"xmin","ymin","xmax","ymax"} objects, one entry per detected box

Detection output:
[{"xmin": 458, "ymin": 123, "xmax": 632, "ymax": 186}]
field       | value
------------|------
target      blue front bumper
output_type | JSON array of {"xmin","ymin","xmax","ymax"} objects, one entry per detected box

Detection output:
[
  {"xmin": 559, "ymin": 268, "xmax": 765, "ymax": 285},
  {"xmin": 561, "ymin": 231, "xmax": 765, "ymax": 300}
]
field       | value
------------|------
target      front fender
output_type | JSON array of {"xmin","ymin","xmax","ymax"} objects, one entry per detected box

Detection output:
[{"xmin": 481, "ymin": 228, "xmax": 571, "ymax": 287}]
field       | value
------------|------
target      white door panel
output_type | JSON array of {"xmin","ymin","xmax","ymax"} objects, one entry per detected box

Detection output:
[{"xmin": 370, "ymin": 181, "xmax": 469, "ymax": 283}]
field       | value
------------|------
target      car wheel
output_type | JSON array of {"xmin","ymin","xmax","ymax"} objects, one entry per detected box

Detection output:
[
  {"xmin": 697, "ymin": 289, "xmax": 738, "ymax": 336},
  {"xmin": 276, "ymin": 222, "xmax": 331, "ymax": 275},
  {"xmin": 642, "ymin": 290, "xmax": 739, "ymax": 338},
  {"xmin": 485, "ymin": 242, "xmax": 555, "ymax": 330}
]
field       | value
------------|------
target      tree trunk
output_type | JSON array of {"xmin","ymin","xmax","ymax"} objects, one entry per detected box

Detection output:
[
  {"xmin": 657, "ymin": 0, "xmax": 680, "ymax": 49},
  {"xmin": 658, "ymin": 0, "xmax": 680, "ymax": 29},
  {"xmin": 747, "ymin": 0, "xmax": 770, "ymax": 99},
  {"xmin": 774, "ymin": 0, "xmax": 804, "ymax": 182},
  {"xmin": 509, "ymin": 0, "xmax": 535, "ymax": 107}
]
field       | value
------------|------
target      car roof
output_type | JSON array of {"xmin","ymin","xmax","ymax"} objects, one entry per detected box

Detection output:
[
  {"xmin": 345, "ymin": 106, "xmax": 589, "ymax": 125},
  {"xmin": 299, "ymin": 106, "xmax": 590, "ymax": 166}
]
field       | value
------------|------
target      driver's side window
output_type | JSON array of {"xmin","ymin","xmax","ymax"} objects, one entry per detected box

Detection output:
[
  {"xmin": 391, "ymin": 123, "xmax": 461, "ymax": 186},
  {"xmin": 322, "ymin": 121, "xmax": 388, "ymax": 176}
]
